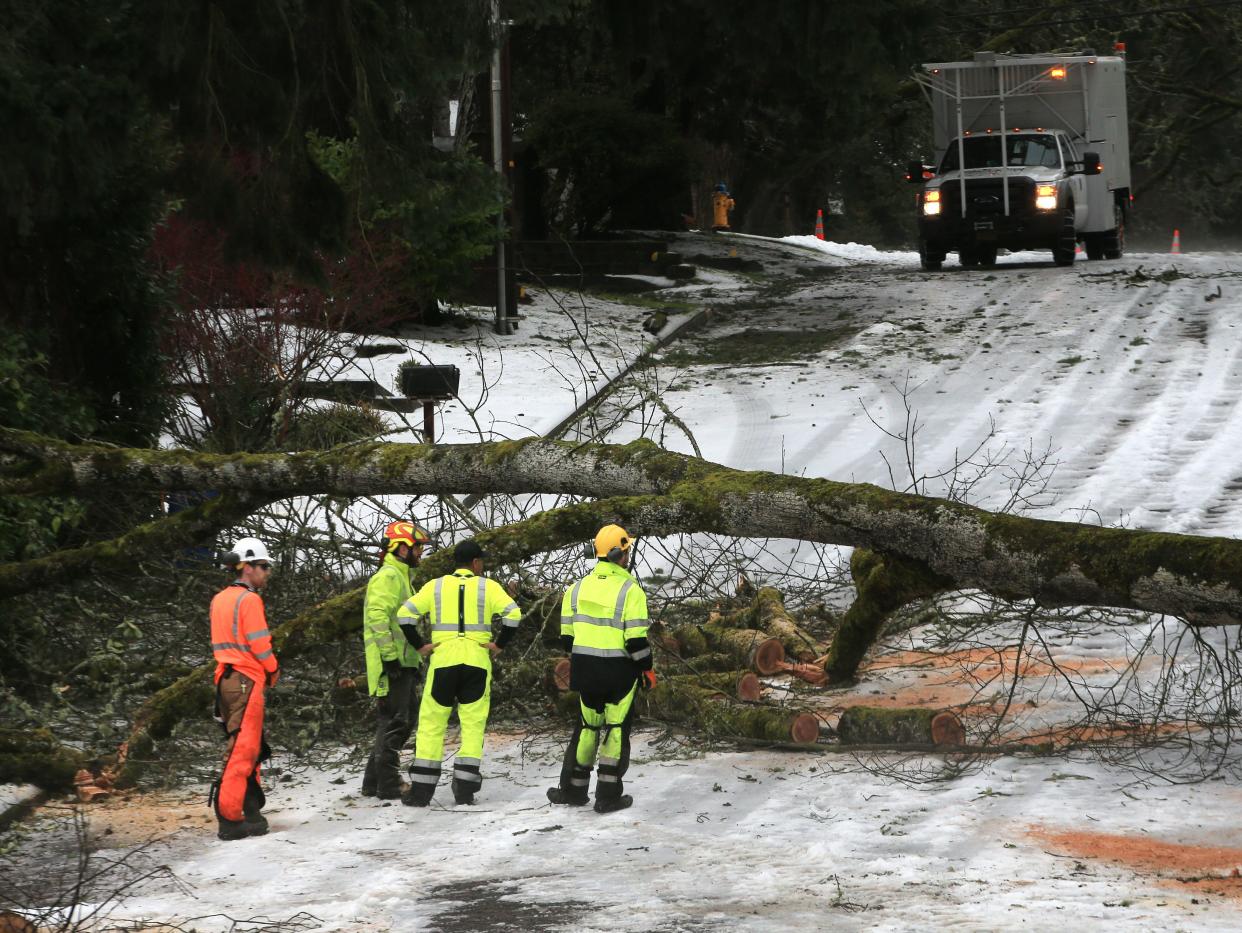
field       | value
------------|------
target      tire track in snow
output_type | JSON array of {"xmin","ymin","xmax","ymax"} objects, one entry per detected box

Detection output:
[
  {"xmin": 1051, "ymin": 279, "xmax": 1238, "ymax": 531},
  {"xmin": 1138, "ymin": 285, "xmax": 1242, "ymax": 534}
]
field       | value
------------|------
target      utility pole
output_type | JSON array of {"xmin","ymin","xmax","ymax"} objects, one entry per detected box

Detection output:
[{"xmin": 491, "ymin": 0, "xmax": 514, "ymax": 336}]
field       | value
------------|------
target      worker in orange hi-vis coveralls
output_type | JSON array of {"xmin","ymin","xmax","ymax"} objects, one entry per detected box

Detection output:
[{"xmin": 209, "ymin": 537, "xmax": 280, "ymax": 841}]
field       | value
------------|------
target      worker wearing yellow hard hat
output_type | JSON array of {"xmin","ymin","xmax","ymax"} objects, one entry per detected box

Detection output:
[{"xmin": 547, "ymin": 524, "xmax": 653, "ymax": 813}]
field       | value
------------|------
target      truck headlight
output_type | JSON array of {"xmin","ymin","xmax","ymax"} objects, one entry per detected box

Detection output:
[
  {"xmin": 1035, "ymin": 184, "xmax": 1058, "ymax": 211},
  {"xmin": 922, "ymin": 190, "xmax": 941, "ymax": 216}
]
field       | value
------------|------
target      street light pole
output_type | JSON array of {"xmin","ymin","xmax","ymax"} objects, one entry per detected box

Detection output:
[{"xmin": 491, "ymin": 0, "xmax": 513, "ymax": 336}]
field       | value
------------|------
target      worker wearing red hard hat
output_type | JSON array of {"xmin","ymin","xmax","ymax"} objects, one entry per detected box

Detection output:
[{"xmin": 361, "ymin": 520, "xmax": 435, "ymax": 799}]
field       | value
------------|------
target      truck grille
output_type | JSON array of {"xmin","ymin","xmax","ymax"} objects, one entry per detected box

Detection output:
[{"xmin": 938, "ymin": 178, "xmax": 1036, "ymax": 217}]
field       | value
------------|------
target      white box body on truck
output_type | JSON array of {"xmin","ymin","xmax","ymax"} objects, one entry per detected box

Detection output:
[{"xmin": 909, "ymin": 50, "xmax": 1130, "ymax": 270}]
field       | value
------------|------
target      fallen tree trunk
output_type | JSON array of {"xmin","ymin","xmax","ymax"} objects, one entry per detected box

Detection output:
[
  {"xmin": 636, "ymin": 681, "xmax": 820, "ymax": 744},
  {"xmin": 9, "ymin": 430, "xmax": 1242, "ymax": 625},
  {"xmin": 114, "ymin": 668, "xmax": 217, "ymax": 787},
  {"xmin": 701, "ymin": 625, "xmax": 786, "ymax": 675},
  {"xmin": 663, "ymin": 670, "xmax": 763, "ymax": 702},
  {"xmin": 745, "ymin": 587, "xmax": 825, "ymax": 662},
  {"xmin": 836, "ymin": 706, "xmax": 966, "ymax": 747},
  {"xmin": 824, "ymin": 549, "xmax": 950, "ymax": 683},
  {"xmin": 0, "ymin": 492, "xmax": 264, "ymax": 600},
  {"xmin": 657, "ymin": 650, "xmax": 753, "ymax": 676},
  {"xmin": 0, "ymin": 728, "xmax": 87, "ymax": 791}
]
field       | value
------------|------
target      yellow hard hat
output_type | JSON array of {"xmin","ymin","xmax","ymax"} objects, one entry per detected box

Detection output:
[{"xmin": 594, "ymin": 524, "xmax": 633, "ymax": 559}]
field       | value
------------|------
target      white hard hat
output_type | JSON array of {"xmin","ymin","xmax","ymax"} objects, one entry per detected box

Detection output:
[{"xmin": 229, "ymin": 537, "xmax": 273, "ymax": 566}]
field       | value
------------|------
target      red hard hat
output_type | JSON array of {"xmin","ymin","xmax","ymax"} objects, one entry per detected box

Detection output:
[{"xmin": 384, "ymin": 520, "xmax": 433, "ymax": 551}]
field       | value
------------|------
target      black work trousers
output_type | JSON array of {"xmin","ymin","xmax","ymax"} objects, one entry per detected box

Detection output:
[{"xmin": 362, "ymin": 667, "xmax": 421, "ymax": 795}]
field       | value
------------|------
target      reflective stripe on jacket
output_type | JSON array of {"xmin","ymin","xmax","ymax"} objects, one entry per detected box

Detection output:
[
  {"xmin": 559, "ymin": 560, "xmax": 650, "ymax": 668},
  {"xmin": 397, "ymin": 569, "xmax": 520, "ymax": 648},
  {"xmin": 211, "ymin": 582, "xmax": 278, "ymax": 684},
  {"xmin": 363, "ymin": 552, "xmax": 419, "ymax": 697}
]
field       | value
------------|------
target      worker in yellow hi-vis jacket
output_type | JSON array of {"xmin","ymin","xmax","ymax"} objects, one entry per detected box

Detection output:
[
  {"xmin": 547, "ymin": 524, "xmax": 652, "ymax": 814},
  {"xmin": 361, "ymin": 520, "xmax": 433, "ymax": 799},
  {"xmin": 396, "ymin": 539, "xmax": 521, "ymax": 806}
]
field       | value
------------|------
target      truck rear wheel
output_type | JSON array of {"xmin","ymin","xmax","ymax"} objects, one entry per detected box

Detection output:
[
  {"xmin": 1102, "ymin": 203, "xmax": 1125, "ymax": 260},
  {"xmin": 919, "ymin": 239, "xmax": 945, "ymax": 271},
  {"xmin": 1051, "ymin": 207, "xmax": 1077, "ymax": 267}
]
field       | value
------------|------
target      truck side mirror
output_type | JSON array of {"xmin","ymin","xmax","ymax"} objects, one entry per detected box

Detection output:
[
  {"xmin": 1081, "ymin": 151, "xmax": 1102, "ymax": 175},
  {"xmin": 905, "ymin": 160, "xmax": 930, "ymax": 184}
]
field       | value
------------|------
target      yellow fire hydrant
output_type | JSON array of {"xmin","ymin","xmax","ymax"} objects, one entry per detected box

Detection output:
[{"xmin": 711, "ymin": 183, "xmax": 735, "ymax": 231}]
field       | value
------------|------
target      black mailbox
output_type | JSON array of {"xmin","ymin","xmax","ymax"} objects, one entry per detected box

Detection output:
[{"xmin": 400, "ymin": 363, "xmax": 460, "ymax": 400}]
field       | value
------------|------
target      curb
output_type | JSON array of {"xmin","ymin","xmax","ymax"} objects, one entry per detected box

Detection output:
[{"xmin": 544, "ymin": 304, "xmax": 714, "ymax": 442}]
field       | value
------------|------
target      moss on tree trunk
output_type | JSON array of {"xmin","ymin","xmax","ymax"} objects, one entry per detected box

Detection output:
[
  {"xmin": 702, "ymin": 624, "xmax": 786, "ymax": 674},
  {"xmin": 0, "ymin": 492, "xmax": 262, "ymax": 599},
  {"xmin": 658, "ymin": 650, "xmax": 749, "ymax": 676},
  {"xmin": 824, "ymin": 549, "xmax": 951, "ymax": 683},
  {"xmin": 663, "ymin": 670, "xmax": 761, "ymax": 701},
  {"xmin": 744, "ymin": 586, "xmax": 825, "ymax": 661},
  {"xmin": 114, "ymin": 669, "xmax": 216, "ymax": 787},
  {"xmin": 0, "ymin": 728, "xmax": 87, "ymax": 791},
  {"xmin": 9, "ymin": 428, "xmax": 1242, "ymax": 624},
  {"xmin": 637, "ymin": 679, "xmax": 819, "ymax": 743},
  {"xmin": 836, "ymin": 705, "xmax": 965, "ymax": 747}
]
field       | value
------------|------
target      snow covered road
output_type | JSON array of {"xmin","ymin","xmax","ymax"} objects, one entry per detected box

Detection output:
[
  {"xmin": 657, "ymin": 244, "xmax": 1242, "ymax": 536},
  {"xmin": 20, "ymin": 732, "xmax": 1242, "ymax": 931}
]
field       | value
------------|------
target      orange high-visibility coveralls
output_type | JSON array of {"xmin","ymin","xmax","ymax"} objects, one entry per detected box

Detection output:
[{"xmin": 210, "ymin": 582, "xmax": 279, "ymax": 823}]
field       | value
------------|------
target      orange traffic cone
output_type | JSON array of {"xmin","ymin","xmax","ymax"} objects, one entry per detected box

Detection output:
[
  {"xmin": 814, "ymin": 209, "xmax": 825, "ymax": 240},
  {"xmin": 1171, "ymin": 228, "xmax": 1181, "ymax": 254}
]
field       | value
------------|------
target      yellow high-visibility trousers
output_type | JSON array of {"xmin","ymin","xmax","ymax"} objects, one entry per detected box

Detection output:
[
  {"xmin": 409, "ymin": 639, "xmax": 491, "ymax": 799},
  {"xmin": 560, "ymin": 680, "xmax": 637, "ymax": 801}
]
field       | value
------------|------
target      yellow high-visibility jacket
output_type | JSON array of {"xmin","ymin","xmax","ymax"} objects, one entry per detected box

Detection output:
[
  {"xmin": 397, "ymin": 568, "xmax": 521, "ymax": 655},
  {"xmin": 560, "ymin": 560, "xmax": 650, "ymax": 693},
  {"xmin": 362, "ymin": 553, "xmax": 420, "ymax": 697}
]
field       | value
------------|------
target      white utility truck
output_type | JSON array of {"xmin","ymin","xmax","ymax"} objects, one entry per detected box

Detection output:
[{"xmin": 908, "ymin": 49, "xmax": 1130, "ymax": 270}]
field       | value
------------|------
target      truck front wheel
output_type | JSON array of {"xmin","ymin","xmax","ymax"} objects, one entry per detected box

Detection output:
[{"xmin": 1051, "ymin": 207, "xmax": 1077, "ymax": 267}]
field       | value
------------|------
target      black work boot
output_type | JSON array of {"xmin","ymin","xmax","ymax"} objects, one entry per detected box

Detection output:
[
  {"xmin": 546, "ymin": 786, "xmax": 588, "ymax": 806},
  {"xmin": 217, "ymin": 819, "xmax": 255, "ymax": 844},
  {"xmin": 593, "ymin": 794, "xmax": 633, "ymax": 814},
  {"xmin": 451, "ymin": 778, "xmax": 476, "ymax": 805},
  {"xmin": 401, "ymin": 784, "xmax": 435, "ymax": 808},
  {"xmin": 242, "ymin": 810, "xmax": 270, "ymax": 835},
  {"xmin": 377, "ymin": 781, "xmax": 410, "ymax": 801}
]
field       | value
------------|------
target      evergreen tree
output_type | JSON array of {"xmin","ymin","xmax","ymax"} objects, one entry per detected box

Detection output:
[
  {"xmin": 0, "ymin": 0, "xmax": 542, "ymax": 443},
  {"xmin": 513, "ymin": 0, "xmax": 931, "ymax": 239}
]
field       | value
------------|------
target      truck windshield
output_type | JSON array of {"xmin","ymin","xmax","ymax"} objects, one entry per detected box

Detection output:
[{"xmin": 939, "ymin": 134, "xmax": 1063, "ymax": 171}]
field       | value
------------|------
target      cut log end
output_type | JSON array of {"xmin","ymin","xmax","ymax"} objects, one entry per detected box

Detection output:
[
  {"xmin": 553, "ymin": 658, "xmax": 571, "ymax": 692},
  {"xmin": 736, "ymin": 672, "xmax": 762, "ymax": 702},
  {"xmin": 74, "ymin": 769, "xmax": 110, "ymax": 802},
  {"xmin": 753, "ymin": 638, "xmax": 785, "ymax": 675},
  {"xmin": 0, "ymin": 910, "xmax": 38, "ymax": 933},
  {"xmin": 931, "ymin": 711, "xmax": 966, "ymax": 746},
  {"xmin": 777, "ymin": 659, "xmax": 827, "ymax": 685},
  {"xmin": 790, "ymin": 712, "xmax": 820, "ymax": 744}
]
